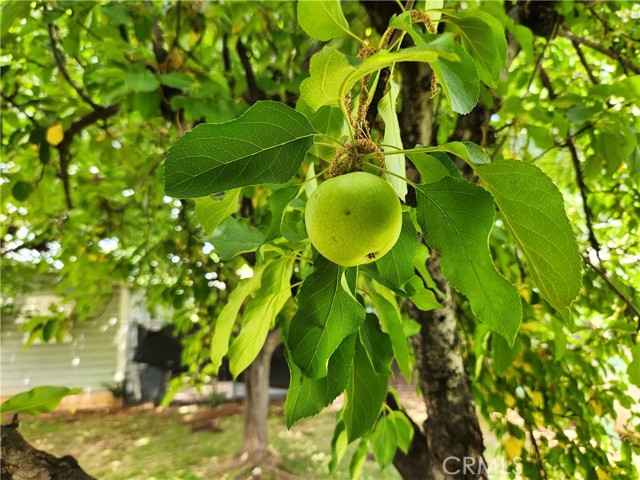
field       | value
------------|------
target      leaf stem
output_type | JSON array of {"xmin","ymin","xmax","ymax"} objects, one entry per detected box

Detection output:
[
  {"xmin": 314, "ymin": 133, "xmax": 344, "ymax": 146},
  {"xmin": 298, "ymin": 167, "xmax": 330, "ymax": 193},
  {"xmin": 366, "ymin": 163, "xmax": 418, "ymax": 188}
]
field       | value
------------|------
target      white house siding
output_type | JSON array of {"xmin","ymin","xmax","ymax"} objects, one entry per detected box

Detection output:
[{"xmin": 0, "ymin": 286, "xmax": 130, "ymax": 396}]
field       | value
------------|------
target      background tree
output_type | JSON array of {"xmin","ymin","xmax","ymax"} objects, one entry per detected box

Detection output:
[{"xmin": 2, "ymin": 2, "xmax": 639, "ymax": 480}]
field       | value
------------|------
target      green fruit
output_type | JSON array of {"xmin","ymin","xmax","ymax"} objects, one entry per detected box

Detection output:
[{"xmin": 305, "ymin": 172, "xmax": 402, "ymax": 266}]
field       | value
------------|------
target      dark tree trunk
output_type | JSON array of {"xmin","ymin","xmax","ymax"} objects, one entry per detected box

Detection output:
[
  {"xmin": 1, "ymin": 419, "xmax": 95, "ymax": 480},
  {"xmin": 243, "ymin": 330, "xmax": 282, "ymax": 458}
]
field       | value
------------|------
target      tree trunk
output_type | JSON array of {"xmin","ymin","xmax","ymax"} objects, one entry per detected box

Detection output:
[
  {"xmin": 1, "ymin": 419, "xmax": 95, "ymax": 480},
  {"xmin": 243, "ymin": 329, "xmax": 282, "ymax": 458}
]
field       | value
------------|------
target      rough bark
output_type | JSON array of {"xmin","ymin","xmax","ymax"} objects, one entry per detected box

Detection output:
[
  {"xmin": 1, "ymin": 420, "xmax": 95, "ymax": 480},
  {"xmin": 243, "ymin": 329, "xmax": 282, "ymax": 458}
]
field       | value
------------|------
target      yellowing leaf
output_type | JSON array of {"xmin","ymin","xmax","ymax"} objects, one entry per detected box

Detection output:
[
  {"xmin": 503, "ymin": 436, "xmax": 523, "ymax": 460},
  {"xmin": 596, "ymin": 468, "xmax": 611, "ymax": 480},
  {"xmin": 504, "ymin": 393, "xmax": 516, "ymax": 407},
  {"xmin": 590, "ymin": 400, "xmax": 603, "ymax": 417},
  {"xmin": 529, "ymin": 391, "xmax": 543, "ymax": 408},
  {"xmin": 46, "ymin": 123, "xmax": 64, "ymax": 146}
]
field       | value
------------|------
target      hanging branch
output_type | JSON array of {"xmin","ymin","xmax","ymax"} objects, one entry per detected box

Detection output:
[
  {"xmin": 538, "ymin": 66, "xmax": 640, "ymax": 332},
  {"xmin": 236, "ymin": 39, "xmax": 266, "ymax": 103},
  {"xmin": 1, "ymin": 91, "xmax": 38, "ymax": 125},
  {"xmin": 570, "ymin": 40, "xmax": 600, "ymax": 85},
  {"xmin": 584, "ymin": 256, "xmax": 640, "ymax": 333},
  {"xmin": 55, "ymin": 104, "xmax": 120, "ymax": 210},
  {"xmin": 561, "ymin": 29, "xmax": 640, "ymax": 75},
  {"xmin": 47, "ymin": 23, "xmax": 102, "ymax": 112}
]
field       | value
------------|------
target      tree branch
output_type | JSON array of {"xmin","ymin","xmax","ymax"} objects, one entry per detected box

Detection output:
[
  {"xmin": 561, "ymin": 29, "xmax": 640, "ymax": 75},
  {"xmin": 55, "ymin": 104, "xmax": 120, "ymax": 210},
  {"xmin": 538, "ymin": 67, "xmax": 639, "ymax": 332},
  {"xmin": 566, "ymin": 139, "xmax": 601, "ymax": 255},
  {"xmin": 48, "ymin": 23, "xmax": 102, "ymax": 111},
  {"xmin": 584, "ymin": 256, "xmax": 640, "ymax": 333},
  {"xmin": 236, "ymin": 39, "xmax": 266, "ymax": 104},
  {"xmin": 570, "ymin": 40, "xmax": 599, "ymax": 85},
  {"xmin": 1, "ymin": 91, "xmax": 38, "ymax": 125}
]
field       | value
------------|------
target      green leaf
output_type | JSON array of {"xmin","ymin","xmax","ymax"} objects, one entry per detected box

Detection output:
[
  {"xmin": 195, "ymin": 189, "xmax": 241, "ymax": 236},
  {"xmin": 405, "ymin": 275, "xmax": 441, "ymax": 311},
  {"xmin": 329, "ymin": 418, "xmax": 349, "ymax": 474},
  {"xmin": 444, "ymin": 9, "xmax": 507, "ymax": 88},
  {"xmin": 407, "ymin": 151, "xmax": 460, "ymax": 184},
  {"xmin": 301, "ymin": 39, "xmax": 456, "ymax": 111},
  {"xmin": 372, "ymin": 414, "xmax": 398, "ymax": 469},
  {"xmin": 39, "ymin": 140, "xmax": 50, "ymax": 165},
  {"xmin": 209, "ymin": 261, "xmax": 268, "ymax": 374},
  {"xmin": 551, "ymin": 318, "xmax": 567, "ymax": 360},
  {"xmin": 367, "ymin": 289, "xmax": 412, "ymax": 381},
  {"xmin": 416, "ymin": 177, "xmax": 522, "ymax": 343},
  {"xmin": 159, "ymin": 72, "xmax": 193, "ymax": 89},
  {"xmin": 0, "ymin": 386, "xmax": 82, "ymax": 415},
  {"xmin": 340, "ymin": 36, "xmax": 457, "ymax": 101},
  {"xmin": 208, "ymin": 217, "xmax": 265, "ymax": 261},
  {"xmin": 300, "ymin": 47, "xmax": 357, "ymax": 111},
  {"xmin": 42, "ymin": 319, "xmax": 57, "ymax": 342},
  {"xmin": 228, "ymin": 257, "xmax": 294, "ymax": 377},
  {"xmin": 288, "ymin": 256, "xmax": 365, "ymax": 378},
  {"xmin": 12, "ymin": 181, "xmax": 33, "ymax": 201},
  {"xmin": 390, "ymin": 411, "xmax": 414, "ymax": 454},
  {"xmin": 359, "ymin": 313, "xmax": 394, "ymax": 376},
  {"xmin": 125, "ymin": 64, "xmax": 160, "ymax": 92},
  {"xmin": 375, "ymin": 212, "xmax": 419, "ymax": 289},
  {"xmin": 164, "ymin": 101, "xmax": 316, "ymax": 198},
  {"xmin": 378, "ymin": 83, "xmax": 408, "ymax": 200},
  {"xmin": 349, "ymin": 439, "xmax": 369, "ymax": 480},
  {"xmin": 297, "ymin": 0, "xmax": 349, "ymax": 41},
  {"xmin": 1, "ymin": 1, "xmax": 30, "ymax": 41},
  {"xmin": 285, "ymin": 334, "xmax": 356, "ymax": 428},
  {"xmin": 474, "ymin": 161, "xmax": 582, "ymax": 317},
  {"xmin": 592, "ymin": 122, "xmax": 636, "ymax": 173},
  {"xmin": 463, "ymin": 141, "xmax": 491, "ymax": 165},
  {"xmin": 628, "ymin": 344, "xmax": 640, "ymax": 387},
  {"xmin": 130, "ymin": 91, "xmax": 161, "ymax": 120},
  {"xmin": 418, "ymin": 31, "xmax": 480, "ymax": 114},
  {"xmin": 344, "ymin": 333, "xmax": 388, "ymax": 441},
  {"xmin": 265, "ymin": 185, "xmax": 300, "ymax": 241},
  {"xmin": 491, "ymin": 333, "xmax": 521, "ymax": 375}
]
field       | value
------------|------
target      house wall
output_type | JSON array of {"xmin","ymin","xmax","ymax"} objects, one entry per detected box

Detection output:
[{"xmin": 0, "ymin": 286, "xmax": 129, "ymax": 403}]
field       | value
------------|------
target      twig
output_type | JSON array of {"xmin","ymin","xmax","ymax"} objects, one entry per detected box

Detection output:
[
  {"xmin": 222, "ymin": 33, "xmax": 235, "ymax": 95},
  {"xmin": 571, "ymin": 40, "xmax": 599, "ymax": 85},
  {"xmin": 491, "ymin": 18, "xmax": 560, "ymax": 160},
  {"xmin": 566, "ymin": 140, "xmax": 601, "ymax": 256},
  {"xmin": 172, "ymin": 0, "xmax": 182, "ymax": 50},
  {"xmin": 584, "ymin": 256, "xmax": 640, "ymax": 333},
  {"xmin": 561, "ymin": 29, "xmax": 640, "ymax": 75},
  {"xmin": 1, "ymin": 91, "xmax": 38, "ymax": 125},
  {"xmin": 55, "ymin": 104, "xmax": 120, "ymax": 210},
  {"xmin": 48, "ymin": 23, "xmax": 102, "ymax": 111},
  {"xmin": 236, "ymin": 39, "xmax": 266, "ymax": 103}
]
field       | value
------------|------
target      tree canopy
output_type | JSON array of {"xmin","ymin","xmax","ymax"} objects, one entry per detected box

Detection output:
[{"xmin": 2, "ymin": 1, "xmax": 639, "ymax": 479}]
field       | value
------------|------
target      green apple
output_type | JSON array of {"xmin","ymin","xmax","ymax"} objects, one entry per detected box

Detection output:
[{"xmin": 305, "ymin": 172, "xmax": 402, "ymax": 266}]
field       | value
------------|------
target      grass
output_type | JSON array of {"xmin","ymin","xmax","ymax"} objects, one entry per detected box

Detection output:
[{"xmin": 15, "ymin": 403, "xmax": 402, "ymax": 480}]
